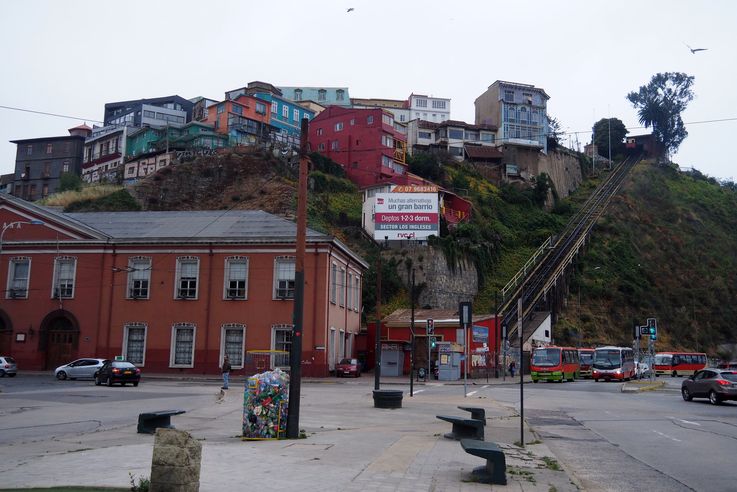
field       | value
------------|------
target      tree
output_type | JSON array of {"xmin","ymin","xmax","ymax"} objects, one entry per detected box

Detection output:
[
  {"xmin": 626, "ymin": 72, "xmax": 695, "ymax": 157},
  {"xmin": 547, "ymin": 115, "xmax": 564, "ymax": 150},
  {"xmin": 58, "ymin": 172, "xmax": 83, "ymax": 192},
  {"xmin": 592, "ymin": 118, "xmax": 628, "ymax": 159}
]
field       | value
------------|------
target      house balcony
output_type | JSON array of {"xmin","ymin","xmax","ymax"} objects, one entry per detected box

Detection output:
[{"xmin": 83, "ymin": 152, "xmax": 122, "ymax": 169}]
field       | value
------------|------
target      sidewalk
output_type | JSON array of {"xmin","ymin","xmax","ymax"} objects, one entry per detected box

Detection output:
[{"xmin": 0, "ymin": 374, "xmax": 576, "ymax": 491}]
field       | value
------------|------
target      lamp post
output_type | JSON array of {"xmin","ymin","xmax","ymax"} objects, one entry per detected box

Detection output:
[{"xmin": 0, "ymin": 219, "xmax": 45, "ymax": 256}]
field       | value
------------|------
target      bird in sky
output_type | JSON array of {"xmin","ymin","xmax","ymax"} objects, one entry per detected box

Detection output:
[
  {"xmin": 347, "ymin": 7, "xmax": 354, "ymax": 12},
  {"xmin": 684, "ymin": 43, "xmax": 708, "ymax": 54}
]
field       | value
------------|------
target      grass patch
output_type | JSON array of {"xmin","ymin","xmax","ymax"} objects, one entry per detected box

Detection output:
[
  {"xmin": 542, "ymin": 456, "xmax": 562, "ymax": 471},
  {"xmin": 507, "ymin": 466, "xmax": 536, "ymax": 483}
]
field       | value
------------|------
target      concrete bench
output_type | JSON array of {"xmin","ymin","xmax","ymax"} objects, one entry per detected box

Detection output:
[
  {"xmin": 137, "ymin": 409, "xmax": 186, "ymax": 434},
  {"xmin": 457, "ymin": 406, "xmax": 486, "ymax": 423},
  {"xmin": 460, "ymin": 438, "xmax": 507, "ymax": 485},
  {"xmin": 436, "ymin": 415, "xmax": 484, "ymax": 440}
]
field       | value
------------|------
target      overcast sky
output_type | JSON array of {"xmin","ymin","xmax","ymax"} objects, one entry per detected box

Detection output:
[{"xmin": 1, "ymin": 0, "xmax": 734, "ymax": 180}]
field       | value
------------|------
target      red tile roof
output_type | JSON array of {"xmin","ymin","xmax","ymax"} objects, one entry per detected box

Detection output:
[{"xmin": 464, "ymin": 145, "xmax": 503, "ymax": 160}]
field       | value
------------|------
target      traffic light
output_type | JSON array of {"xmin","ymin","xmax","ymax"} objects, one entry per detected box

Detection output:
[
  {"xmin": 640, "ymin": 326, "xmax": 650, "ymax": 337},
  {"xmin": 633, "ymin": 323, "xmax": 640, "ymax": 340},
  {"xmin": 647, "ymin": 318, "xmax": 657, "ymax": 340},
  {"xmin": 430, "ymin": 336, "xmax": 437, "ymax": 349},
  {"xmin": 426, "ymin": 318, "xmax": 434, "ymax": 335}
]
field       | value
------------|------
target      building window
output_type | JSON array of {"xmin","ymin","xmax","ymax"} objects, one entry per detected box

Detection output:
[
  {"xmin": 349, "ymin": 118, "xmax": 355, "ymax": 126},
  {"xmin": 217, "ymin": 105, "xmax": 225, "ymax": 114},
  {"xmin": 52, "ymin": 256, "xmax": 76, "ymax": 298},
  {"xmin": 127, "ymin": 256, "xmax": 151, "ymax": 299},
  {"xmin": 221, "ymin": 323, "xmax": 245, "ymax": 367},
  {"xmin": 171, "ymin": 323, "xmax": 196, "ymax": 367},
  {"xmin": 382, "ymin": 114, "xmax": 393, "ymax": 126},
  {"xmin": 318, "ymin": 89, "xmax": 327, "ymax": 101},
  {"xmin": 331, "ymin": 140, "xmax": 339, "ymax": 151},
  {"xmin": 330, "ymin": 263, "xmax": 337, "ymax": 303},
  {"xmin": 317, "ymin": 128, "xmax": 324, "ymax": 136},
  {"xmin": 318, "ymin": 143, "xmax": 325, "ymax": 151},
  {"xmin": 271, "ymin": 101, "xmax": 278, "ymax": 114},
  {"xmin": 7, "ymin": 257, "xmax": 30, "ymax": 299},
  {"xmin": 338, "ymin": 267, "xmax": 345, "ymax": 307},
  {"xmin": 143, "ymin": 110, "xmax": 155, "ymax": 119},
  {"xmin": 42, "ymin": 184, "xmax": 49, "ymax": 198},
  {"xmin": 294, "ymin": 89, "xmax": 303, "ymax": 101},
  {"xmin": 26, "ymin": 145, "xmax": 32, "ymax": 156},
  {"xmin": 272, "ymin": 324, "xmax": 292, "ymax": 368},
  {"xmin": 293, "ymin": 109, "xmax": 299, "ymax": 121},
  {"xmin": 347, "ymin": 274, "xmax": 353, "ymax": 310},
  {"xmin": 382, "ymin": 135, "xmax": 394, "ymax": 147},
  {"xmin": 367, "ymin": 115, "xmax": 374, "ymax": 125},
  {"xmin": 336, "ymin": 89, "xmax": 345, "ymax": 101},
  {"xmin": 225, "ymin": 256, "xmax": 248, "ymax": 300},
  {"xmin": 282, "ymin": 105, "xmax": 289, "ymax": 118},
  {"xmin": 274, "ymin": 256, "xmax": 295, "ymax": 299},
  {"xmin": 46, "ymin": 143, "xmax": 53, "ymax": 154},
  {"xmin": 419, "ymin": 131, "xmax": 432, "ymax": 139},
  {"xmin": 175, "ymin": 256, "xmax": 199, "ymax": 299},
  {"xmin": 432, "ymin": 100, "xmax": 446, "ymax": 109},
  {"xmin": 399, "ymin": 115, "xmax": 406, "ymax": 122},
  {"xmin": 448, "ymin": 129, "xmax": 464, "ymax": 139},
  {"xmin": 353, "ymin": 275, "xmax": 360, "ymax": 310},
  {"xmin": 256, "ymin": 102, "xmax": 266, "ymax": 114},
  {"xmin": 123, "ymin": 323, "xmax": 147, "ymax": 365},
  {"xmin": 481, "ymin": 132, "xmax": 494, "ymax": 143},
  {"xmin": 232, "ymin": 105, "xmax": 243, "ymax": 115},
  {"xmin": 381, "ymin": 154, "xmax": 394, "ymax": 167},
  {"xmin": 504, "ymin": 90, "xmax": 514, "ymax": 102},
  {"xmin": 334, "ymin": 122, "xmax": 344, "ymax": 131},
  {"xmin": 523, "ymin": 92, "xmax": 533, "ymax": 104},
  {"xmin": 416, "ymin": 99, "xmax": 427, "ymax": 108}
]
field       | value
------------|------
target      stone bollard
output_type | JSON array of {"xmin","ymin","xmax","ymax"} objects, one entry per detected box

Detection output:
[{"xmin": 150, "ymin": 428, "xmax": 202, "ymax": 492}]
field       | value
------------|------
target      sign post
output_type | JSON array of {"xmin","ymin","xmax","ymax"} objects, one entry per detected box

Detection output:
[
  {"xmin": 459, "ymin": 302, "xmax": 472, "ymax": 397},
  {"xmin": 426, "ymin": 318, "xmax": 434, "ymax": 382}
]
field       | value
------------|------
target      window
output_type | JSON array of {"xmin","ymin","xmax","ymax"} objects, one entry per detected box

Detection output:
[
  {"xmin": 175, "ymin": 256, "xmax": 199, "ymax": 299},
  {"xmin": 217, "ymin": 105, "xmax": 225, "ymax": 114},
  {"xmin": 52, "ymin": 256, "xmax": 76, "ymax": 298},
  {"xmin": 123, "ymin": 323, "xmax": 147, "ymax": 365},
  {"xmin": 432, "ymin": 100, "xmax": 446, "ymax": 109},
  {"xmin": 272, "ymin": 325, "xmax": 292, "ymax": 368},
  {"xmin": 143, "ymin": 110, "xmax": 155, "ymax": 118},
  {"xmin": 465, "ymin": 131, "xmax": 479, "ymax": 141},
  {"xmin": 293, "ymin": 109, "xmax": 299, "ymax": 121},
  {"xmin": 318, "ymin": 89, "xmax": 327, "ymax": 101},
  {"xmin": 318, "ymin": 143, "xmax": 325, "ymax": 151},
  {"xmin": 353, "ymin": 275, "xmax": 360, "ymax": 310},
  {"xmin": 330, "ymin": 263, "xmax": 337, "ymax": 303},
  {"xmin": 367, "ymin": 115, "xmax": 374, "ymax": 125},
  {"xmin": 171, "ymin": 323, "xmax": 196, "ymax": 367},
  {"xmin": 225, "ymin": 256, "xmax": 248, "ymax": 299},
  {"xmin": 481, "ymin": 132, "xmax": 494, "ymax": 143},
  {"xmin": 448, "ymin": 146, "xmax": 464, "ymax": 156},
  {"xmin": 399, "ymin": 115, "xmax": 406, "ymax": 122},
  {"xmin": 448, "ymin": 129, "xmax": 464, "ymax": 139},
  {"xmin": 42, "ymin": 184, "xmax": 49, "ymax": 198},
  {"xmin": 127, "ymin": 256, "xmax": 151, "ymax": 299},
  {"xmin": 46, "ymin": 143, "xmax": 53, "ymax": 154},
  {"xmin": 274, "ymin": 257, "xmax": 295, "ymax": 299},
  {"xmin": 382, "ymin": 135, "xmax": 394, "ymax": 148},
  {"xmin": 282, "ymin": 105, "xmax": 289, "ymax": 118},
  {"xmin": 255, "ymin": 102, "xmax": 266, "ymax": 114},
  {"xmin": 331, "ymin": 140, "xmax": 339, "ymax": 151},
  {"xmin": 416, "ymin": 99, "xmax": 427, "ymax": 108},
  {"xmin": 347, "ymin": 273, "xmax": 353, "ymax": 310},
  {"xmin": 221, "ymin": 323, "xmax": 245, "ymax": 367},
  {"xmin": 338, "ymin": 267, "xmax": 346, "ymax": 307},
  {"xmin": 336, "ymin": 89, "xmax": 345, "ymax": 101},
  {"xmin": 7, "ymin": 257, "xmax": 30, "ymax": 298},
  {"xmin": 382, "ymin": 114, "xmax": 393, "ymax": 126},
  {"xmin": 317, "ymin": 128, "xmax": 323, "ymax": 136},
  {"xmin": 334, "ymin": 122, "xmax": 344, "ymax": 131},
  {"xmin": 419, "ymin": 131, "xmax": 432, "ymax": 139},
  {"xmin": 523, "ymin": 92, "xmax": 533, "ymax": 104},
  {"xmin": 381, "ymin": 154, "xmax": 394, "ymax": 167},
  {"xmin": 232, "ymin": 105, "xmax": 243, "ymax": 115},
  {"xmin": 504, "ymin": 90, "xmax": 514, "ymax": 102},
  {"xmin": 26, "ymin": 145, "xmax": 32, "ymax": 156},
  {"xmin": 294, "ymin": 89, "xmax": 303, "ymax": 101},
  {"xmin": 271, "ymin": 101, "xmax": 278, "ymax": 114}
]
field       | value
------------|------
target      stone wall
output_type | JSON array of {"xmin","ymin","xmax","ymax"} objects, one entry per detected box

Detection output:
[{"xmin": 393, "ymin": 246, "xmax": 477, "ymax": 310}]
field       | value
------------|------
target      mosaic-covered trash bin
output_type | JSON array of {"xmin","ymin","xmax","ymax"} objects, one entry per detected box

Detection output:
[{"xmin": 242, "ymin": 368, "xmax": 289, "ymax": 440}]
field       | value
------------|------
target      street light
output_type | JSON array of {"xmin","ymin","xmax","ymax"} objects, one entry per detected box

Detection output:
[{"xmin": 0, "ymin": 219, "xmax": 45, "ymax": 255}]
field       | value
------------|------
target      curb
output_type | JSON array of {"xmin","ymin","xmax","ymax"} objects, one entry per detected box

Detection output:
[{"xmin": 621, "ymin": 380, "xmax": 666, "ymax": 393}]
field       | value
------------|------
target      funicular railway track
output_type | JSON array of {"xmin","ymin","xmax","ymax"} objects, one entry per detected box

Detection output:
[{"xmin": 498, "ymin": 154, "xmax": 644, "ymax": 342}]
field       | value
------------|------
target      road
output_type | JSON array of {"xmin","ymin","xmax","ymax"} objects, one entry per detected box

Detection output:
[{"xmin": 1, "ymin": 373, "xmax": 735, "ymax": 491}]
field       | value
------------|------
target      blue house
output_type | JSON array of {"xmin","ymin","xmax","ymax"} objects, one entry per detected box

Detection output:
[{"xmin": 226, "ymin": 82, "xmax": 315, "ymax": 148}]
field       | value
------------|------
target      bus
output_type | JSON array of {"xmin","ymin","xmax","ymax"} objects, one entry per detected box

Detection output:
[
  {"xmin": 530, "ymin": 346, "xmax": 580, "ymax": 382},
  {"xmin": 578, "ymin": 348, "xmax": 595, "ymax": 378},
  {"xmin": 592, "ymin": 346, "xmax": 636, "ymax": 381},
  {"xmin": 653, "ymin": 352, "xmax": 707, "ymax": 377}
]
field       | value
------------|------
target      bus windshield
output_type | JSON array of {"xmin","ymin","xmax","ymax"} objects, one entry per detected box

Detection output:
[
  {"xmin": 579, "ymin": 352, "xmax": 593, "ymax": 365},
  {"xmin": 532, "ymin": 348, "xmax": 561, "ymax": 367},
  {"xmin": 654, "ymin": 354, "xmax": 672, "ymax": 366},
  {"xmin": 594, "ymin": 349, "xmax": 622, "ymax": 369}
]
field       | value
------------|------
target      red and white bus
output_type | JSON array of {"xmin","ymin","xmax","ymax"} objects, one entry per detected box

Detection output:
[
  {"xmin": 653, "ymin": 352, "xmax": 707, "ymax": 377},
  {"xmin": 578, "ymin": 348, "xmax": 595, "ymax": 378},
  {"xmin": 592, "ymin": 346, "xmax": 636, "ymax": 381},
  {"xmin": 530, "ymin": 346, "xmax": 580, "ymax": 383}
]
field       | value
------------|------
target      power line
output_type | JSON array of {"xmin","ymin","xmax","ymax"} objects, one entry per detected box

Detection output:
[{"xmin": 0, "ymin": 104, "xmax": 103, "ymax": 124}]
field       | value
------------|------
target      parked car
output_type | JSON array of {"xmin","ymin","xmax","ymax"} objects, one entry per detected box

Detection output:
[
  {"xmin": 681, "ymin": 368, "xmax": 737, "ymax": 405},
  {"xmin": 0, "ymin": 355, "xmax": 18, "ymax": 377},
  {"xmin": 55, "ymin": 358, "xmax": 108, "ymax": 380},
  {"xmin": 335, "ymin": 358, "xmax": 361, "ymax": 378},
  {"xmin": 94, "ymin": 360, "xmax": 141, "ymax": 387},
  {"xmin": 717, "ymin": 361, "xmax": 737, "ymax": 370},
  {"xmin": 635, "ymin": 361, "xmax": 653, "ymax": 379}
]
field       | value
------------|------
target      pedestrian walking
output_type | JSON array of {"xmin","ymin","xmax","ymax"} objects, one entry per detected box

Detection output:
[
  {"xmin": 221, "ymin": 356, "xmax": 232, "ymax": 390},
  {"xmin": 509, "ymin": 360, "xmax": 516, "ymax": 378}
]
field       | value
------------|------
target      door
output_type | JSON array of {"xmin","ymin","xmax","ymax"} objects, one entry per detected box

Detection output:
[{"xmin": 46, "ymin": 330, "xmax": 77, "ymax": 370}]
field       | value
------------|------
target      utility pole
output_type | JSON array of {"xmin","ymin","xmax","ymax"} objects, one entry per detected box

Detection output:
[
  {"xmin": 374, "ymin": 252, "xmax": 382, "ymax": 391},
  {"xmin": 286, "ymin": 118, "xmax": 308, "ymax": 439},
  {"xmin": 409, "ymin": 268, "xmax": 415, "ymax": 396},
  {"xmin": 518, "ymin": 296, "xmax": 524, "ymax": 448}
]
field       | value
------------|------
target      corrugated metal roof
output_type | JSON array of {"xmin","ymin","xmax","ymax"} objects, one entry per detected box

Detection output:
[{"xmin": 65, "ymin": 210, "xmax": 330, "ymax": 242}]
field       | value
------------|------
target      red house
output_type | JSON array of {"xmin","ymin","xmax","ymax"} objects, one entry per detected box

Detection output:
[
  {"xmin": 308, "ymin": 106, "xmax": 416, "ymax": 188},
  {"xmin": 0, "ymin": 194, "xmax": 367, "ymax": 377}
]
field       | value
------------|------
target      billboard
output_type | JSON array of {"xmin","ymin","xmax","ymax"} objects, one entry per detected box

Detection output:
[{"xmin": 374, "ymin": 192, "xmax": 439, "ymax": 240}]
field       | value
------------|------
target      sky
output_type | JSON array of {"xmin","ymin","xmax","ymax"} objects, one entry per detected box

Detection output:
[{"xmin": 1, "ymin": 0, "xmax": 735, "ymax": 180}]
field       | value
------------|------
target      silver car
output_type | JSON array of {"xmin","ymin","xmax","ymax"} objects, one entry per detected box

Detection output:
[
  {"xmin": 55, "ymin": 358, "xmax": 108, "ymax": 380},
  {"xmin": 0, "ymin": 355, "xmax": 18, "ymax": 377}
]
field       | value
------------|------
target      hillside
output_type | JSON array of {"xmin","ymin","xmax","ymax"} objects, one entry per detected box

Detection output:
[{"xmin": 57, "ymin": 151, "xmax": 737, "ymax": 356}]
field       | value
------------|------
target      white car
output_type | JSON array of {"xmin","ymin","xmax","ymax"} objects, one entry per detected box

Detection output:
[
  {"xmin": 55, "ymin": 358, "xmax": 108, "ymax": 380},
  {"xmin": 635, "ymin": 361, "xmax": 652, "ymax": 379}
]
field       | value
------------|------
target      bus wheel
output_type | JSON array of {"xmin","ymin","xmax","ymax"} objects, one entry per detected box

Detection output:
[
  {"xmin": 594, "ymin": 379, "xmax": 598, "ymax": 382},
  {"xmin": 672, "ymin": 371, "xmax": 678, "ymax": 378}
]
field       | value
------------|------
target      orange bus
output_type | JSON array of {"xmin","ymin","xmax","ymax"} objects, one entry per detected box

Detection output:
[
  {"xmin": 531, "ymin": 346, "xmax": 580, "ymax": 382},
  {"xmin": 653, "ymin": 352, "xmax": 707, "ymax": 377},
  {"xmin": 578, "ymin": 348, "xmax": 595, "ymax": 378}
]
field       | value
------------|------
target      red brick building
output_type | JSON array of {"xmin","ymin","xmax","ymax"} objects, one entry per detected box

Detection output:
[
  {"xmin": 308, "ymin": 106, "xmax": 417, "ymax": 188},
  {"xmin": 0, "ymin": 194, "xmax": 366, "ymax": 376}
]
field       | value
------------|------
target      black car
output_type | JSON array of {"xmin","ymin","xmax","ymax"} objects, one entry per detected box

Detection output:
[
  {"xmin": 681, "ymin": 368, "xmax": 737, "ymax": 405},
  {"xmin": 94, "ymin": 360, "xmax": 141, "ymax": 387}
]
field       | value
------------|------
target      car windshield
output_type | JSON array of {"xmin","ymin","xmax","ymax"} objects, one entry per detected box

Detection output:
[
  {"xmin": 654, "ymin": 354, "xmax": 672, "ymax": 366},
  {"xmin": 579, "ymin": 353, "xmax": 593, "ymax": 364},
  {"xmin": 532, "ymin": 348, "xmax": 561, "ymax": 367},
  {"xmin": 112, "ymin": 361, "xmax": 135, "ymax": 369},
  {"xmin": 594, "ymin": 350, "xmax": 622, "ymax": 369},
  {"xmin": 4, "ymin": 356, "xmax": 16, "ymax": 363},
  {"xmin": 338, "ymin": 359, "xmax": 356, "ymax": 365},
  {"xmin": 720, "ymin": 372, "xmax": 737, "ymax": 382}
]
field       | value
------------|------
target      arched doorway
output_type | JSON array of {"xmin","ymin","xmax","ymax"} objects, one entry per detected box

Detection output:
[
  {"xmin": 40, "ymin": 310, "xmax": 80, "ymax": 370},
  {"xmin": 0, "ymin": 311, "xmax": 12, "ymax": 355}
]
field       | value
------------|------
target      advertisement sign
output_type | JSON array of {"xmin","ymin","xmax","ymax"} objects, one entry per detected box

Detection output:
[
  {"xmin": 374, "ymin": 192, "xmax": 439, "ymax": 240},
  {"xmin": 472, "ymin": 325, "xmax": 489, "ymax": 343}
]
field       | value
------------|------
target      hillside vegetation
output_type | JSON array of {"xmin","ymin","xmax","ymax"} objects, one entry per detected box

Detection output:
[{"xmin": 51, "ymin": 151, "xmax": 737, "ymax": 356}]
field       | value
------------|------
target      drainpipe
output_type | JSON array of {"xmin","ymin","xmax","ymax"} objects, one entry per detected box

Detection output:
[{"xmin": 104, "ymin": 242, "xmax": 115, "ymax": 359}]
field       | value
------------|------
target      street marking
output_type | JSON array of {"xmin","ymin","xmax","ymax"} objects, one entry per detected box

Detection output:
[
  {"xmin": 482, "ymin": 385, "xmax": 489, "ymax": 389},
  {"xmin": 677, "ymin": 419, "xmax": 701, "ymax": 426},
  {"xmin": 412, "ymin": 389, "xmax": 425, "ymax": 394},
  {"xmin": 653, "ymin": 430, "xmax": 682, "ymax": 442},
  {"xmin": 467, "ymin": 390, "xmax": 478, "ymax": 396}
]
